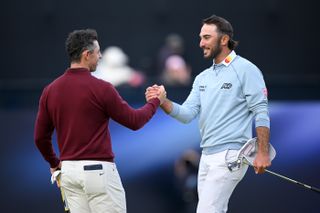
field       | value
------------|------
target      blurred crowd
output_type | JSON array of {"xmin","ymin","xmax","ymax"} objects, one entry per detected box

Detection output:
[{"xmin": 92, "ymin": 33, "xmax": 192, "ymax": 88}]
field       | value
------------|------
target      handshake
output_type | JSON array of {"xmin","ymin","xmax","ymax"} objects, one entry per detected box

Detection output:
[{"xmin": 145, "ymin": 84, "xmax": 167, "ymax": 105}]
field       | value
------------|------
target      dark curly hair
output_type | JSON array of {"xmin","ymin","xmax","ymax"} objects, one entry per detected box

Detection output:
[
  {"xmin": 65, "ymin": 29, "xmax": 98, "ymax": 63},
  {"xmin": 202, "ymin": 15, "xmax": 238, "ymax": 50}
]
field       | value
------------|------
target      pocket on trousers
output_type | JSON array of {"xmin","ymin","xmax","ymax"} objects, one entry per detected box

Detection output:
[
  {"xmin": 83, "ymin": 170, "xmax": 106, "ymax": 195},
  {"xmin": 225, "ymin": 149, "xmax": 238, "ymax": 163}
]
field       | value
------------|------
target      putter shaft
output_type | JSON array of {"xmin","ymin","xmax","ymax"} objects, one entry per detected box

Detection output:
[{"xmin": 265, "ymin": 169, "xmax": 320, "ymax": 194}]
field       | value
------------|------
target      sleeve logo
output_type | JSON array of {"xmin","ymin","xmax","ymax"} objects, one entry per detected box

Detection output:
[{"xmin": 263, "ymin": 88, "xmax": 268, "ymax": 97}]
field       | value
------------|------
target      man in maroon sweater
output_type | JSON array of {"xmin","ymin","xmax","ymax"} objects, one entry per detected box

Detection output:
[{"xmin": 34, "ymin": 29, "xmax": 166, "ymax": 213}]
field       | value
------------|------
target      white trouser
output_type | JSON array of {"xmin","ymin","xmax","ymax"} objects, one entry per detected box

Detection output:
[
  {"xmin": 197, "ymin": 150, "xmax": 248, "ymax": 213},
  {"xmin": 60, "ymin": 160, "xmax": 126, "ymax": 213}
]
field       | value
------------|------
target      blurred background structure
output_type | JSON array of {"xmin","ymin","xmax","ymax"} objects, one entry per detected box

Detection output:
[{"xmin": 1, "ymin": 0, "xmax": 320, "ymax": 212}]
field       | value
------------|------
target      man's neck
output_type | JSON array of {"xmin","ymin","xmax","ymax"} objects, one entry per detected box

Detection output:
[{"xmin": 70, "ymin": 62, "xmax": 89, "ymax": 70}]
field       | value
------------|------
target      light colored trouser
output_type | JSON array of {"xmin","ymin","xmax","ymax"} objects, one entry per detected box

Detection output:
[
  {"xmin": 197, "ymin": 150, "xmax": 248, "ymax": 213},
  {"xmin": 60, "ymin": 160, "xmax": 126, "ymax": 213}
]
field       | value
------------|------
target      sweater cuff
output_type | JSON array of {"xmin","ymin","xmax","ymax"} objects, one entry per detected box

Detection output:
[
  {"xmin": 50, "ymin": 158, "xmax": 61, "ymax": 168},
  {"xmin": 148, "ymin": 98, "xmax": 160, "ymax": 108},
  {"xmin": 255, "ymin": 119, "xmax": 270, "ymax": 128},
  {"xmin": 169, "ymin": 102, "xmax": 180, "ymax": 117},
  {"xmin": 255, "ymin": 111, "xmax": 270, "ymax": 128}
]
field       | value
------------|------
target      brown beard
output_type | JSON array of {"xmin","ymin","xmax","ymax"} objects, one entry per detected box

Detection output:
[
  {"xmin": 210, "ymin": 38, "xmax": 222, "ymax": 60},
  {"xmin": 89, "ymin": 63, "xmax": 97, "ymax": 72},
  {"xmin": 211, "ymin": 44, "xmax": 222, "ymax": 60},
  {"xmin": 205, "ymin": 35, "xmax": 223, "ymax": 59}
]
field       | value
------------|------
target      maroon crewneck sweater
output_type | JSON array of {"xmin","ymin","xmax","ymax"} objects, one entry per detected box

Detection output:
[{"xmin": 34, "ymin": 68, "xmax": 160, "ymax": 168}]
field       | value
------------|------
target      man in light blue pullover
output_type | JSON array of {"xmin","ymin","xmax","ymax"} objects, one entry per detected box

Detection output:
[{"xmin": 146, "ymin": 15, "xmax": 271, "ymax": 213}]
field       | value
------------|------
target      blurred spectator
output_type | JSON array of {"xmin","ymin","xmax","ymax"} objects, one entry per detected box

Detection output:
[
  {"xmin": 163, "ymin": 54, "xmax": 191, "ymax": 86},
  {"xmin": 174, "ymin": 149, "xmax": 200, "ymax": 213},
  {"xmin": 157, "ymin": 34, "xmax": 192, "ymax": 86},
  {"xmin": 92, "ymin": 46, "xmax": 145, "ymax": 87}
]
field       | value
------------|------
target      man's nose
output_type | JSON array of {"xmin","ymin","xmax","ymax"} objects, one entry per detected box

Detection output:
[{"xmin": 199, "ymin": 40, "xmax": 205, "ymax": 48}]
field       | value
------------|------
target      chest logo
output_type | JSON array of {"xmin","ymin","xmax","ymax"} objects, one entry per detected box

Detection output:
[
  {"xmin": 220, "ymin": 83, "xmax": 232, "ymax": 89},
  {"xmin": 199, "ymin": 85, "xmax": 207, "ymax": 92}
]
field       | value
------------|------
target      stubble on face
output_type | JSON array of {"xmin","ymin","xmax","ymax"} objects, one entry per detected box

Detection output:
[
  {"xmin": 209, "ymin": 38, "xmax": 222, "ymax": 59},
  {"xmin": 89, "ymin": 41, "xmax": 101, "ymax": 72},
  {"xmin": 199, "ymin": 24, "xmax": 222, "ymax": 60}
]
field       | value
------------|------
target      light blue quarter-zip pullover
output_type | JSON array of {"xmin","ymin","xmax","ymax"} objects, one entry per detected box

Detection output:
[{"xmin": 169, "ymin": 51, "xmax": 270, "ymax": 154}]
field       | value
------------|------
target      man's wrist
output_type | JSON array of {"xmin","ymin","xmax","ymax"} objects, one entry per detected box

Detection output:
[{"xmin": 160, "ymin": 98, "xmax": 172, "ymax": 114}]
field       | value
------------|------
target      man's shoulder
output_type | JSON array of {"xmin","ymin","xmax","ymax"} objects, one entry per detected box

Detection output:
[
  {"xmin": 231, "ymin": 55, "xmax": 260, "ymax": 75},
  {"xmin": 46, "ymin": 72, "xmax": 114, "ymax": 91},
  {"xmin": 233, "ymin": 55, "xmax": 257, "ymax": 68}
]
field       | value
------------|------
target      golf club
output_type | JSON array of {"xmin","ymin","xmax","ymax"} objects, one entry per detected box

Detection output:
[{"xmin": 231, "ymin": 138, "xmax": 320, "ymax": 194}]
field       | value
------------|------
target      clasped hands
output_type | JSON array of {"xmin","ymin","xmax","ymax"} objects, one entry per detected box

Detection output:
[{"xmin": 145, "ymin": 84, "xmax": 167, "ymax": 105}]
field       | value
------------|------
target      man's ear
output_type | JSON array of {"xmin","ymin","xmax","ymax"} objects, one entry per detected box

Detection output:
[
  {"xmin": 220, "ymin": 34, "xmax": 230, "ymax": 46},
  {"xmin": 82, "ymin": 50, "xmax": 90, "ymax": 60}
]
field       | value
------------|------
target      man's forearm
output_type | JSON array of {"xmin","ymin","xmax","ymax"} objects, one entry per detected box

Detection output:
[
  {"xmin": 160, "ymin": 98, "xmax": 173, "ymax": 114},
  {"xmin": 256, "ymin": 126, "xmax": 270, "ymax": 154}
]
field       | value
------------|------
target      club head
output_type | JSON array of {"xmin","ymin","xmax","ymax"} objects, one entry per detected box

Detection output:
[{"xmin": 239, "ymin": 137, "xmax": 276, "ymax": 166}]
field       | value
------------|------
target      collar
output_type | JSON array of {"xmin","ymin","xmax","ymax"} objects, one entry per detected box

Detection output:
[
  {"xmin": 66, "ymin": 67, "xmax": 91, "ymax": 74},
  {"xmin": 222, "ymin": 50, "xmax": 237, "ymax": 66},
  {"xmin": 213, "ymin": 50, "xmax": 237, "ymax": 67}
]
